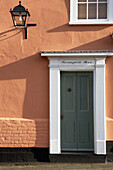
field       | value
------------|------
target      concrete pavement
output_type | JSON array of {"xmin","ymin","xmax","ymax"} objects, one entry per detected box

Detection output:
[{"xmin": 0, "ymin": 163, "xmax": 113, "ymax": 170}]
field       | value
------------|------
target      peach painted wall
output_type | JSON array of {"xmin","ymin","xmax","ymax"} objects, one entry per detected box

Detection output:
[
  {"xmin": 0, "ymin": 0, "xmax": 113, "ymax": 146},
  {"xmin": 106, "ymin": 57, "xmax": 113, "ymax": 141}
]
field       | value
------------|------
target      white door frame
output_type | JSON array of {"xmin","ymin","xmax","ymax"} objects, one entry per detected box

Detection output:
[{"xmin": 41, "ymin": 52, "xmax": 108, "ymax": 155}]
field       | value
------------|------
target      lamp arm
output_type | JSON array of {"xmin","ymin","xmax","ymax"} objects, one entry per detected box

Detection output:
[{"xmin": 25, "ymin": 26, "xmax": 27, "ymax": 39}]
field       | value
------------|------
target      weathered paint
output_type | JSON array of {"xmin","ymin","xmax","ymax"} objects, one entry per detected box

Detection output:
[{"xmin": 0, "ymin": 0, "xmax": 112, "ymax": 147}]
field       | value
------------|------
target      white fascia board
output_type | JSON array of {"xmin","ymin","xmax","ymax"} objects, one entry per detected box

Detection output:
[{"xmin": 41, "ymin": 53, "xmax": 113, "ymax": 57}]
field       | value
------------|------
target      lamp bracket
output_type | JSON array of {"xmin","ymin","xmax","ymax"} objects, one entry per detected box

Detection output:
[
  {"xmin": 25, "ymin": 24, "xmax": 37, "ymax": 39},
  {"xmin": 27, "ymin": 24, "xmax": 37, "ymax": 27}
]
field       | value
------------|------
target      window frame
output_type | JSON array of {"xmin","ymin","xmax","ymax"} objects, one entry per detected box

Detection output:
[{"xmin": 69, "ymin": 0, "xmax": 113, "ymax": 24}]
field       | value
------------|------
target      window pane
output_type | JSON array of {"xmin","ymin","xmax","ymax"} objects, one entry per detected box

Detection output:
[
  {"xmin": 99, "ymin": 0, "xmax": 107, "ymax": 2},
  {"xmin": 88, "ymin": 4, "xmax": 97, "ymax": 19},
  {"xmin": 98, "ymin": 3, "xmax": 107, "ymax": 19},
  {"xmin": 78, "ymin": 4, "xmax": 87, "ymax": 19},
  {"xmin": 78, "ymin": 0, "xmax": 86, "ymax": 2},
  {"xmin": 88, "ymin": 0, "xmax": 97, "ymax": 2}
]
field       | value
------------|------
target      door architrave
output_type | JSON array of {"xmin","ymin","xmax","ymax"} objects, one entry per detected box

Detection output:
[{"xmin": 47, "ymin": 56, "xmax": 106, "ymax": 155}]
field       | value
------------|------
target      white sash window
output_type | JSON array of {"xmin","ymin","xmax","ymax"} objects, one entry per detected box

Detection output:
[
  {"xmin": 78, "ymin": 0, "xmax": 107, "ymax": 19},
  {"xmin": 70, "ymin": 0, "xmax": 113, "ymax": 24}
]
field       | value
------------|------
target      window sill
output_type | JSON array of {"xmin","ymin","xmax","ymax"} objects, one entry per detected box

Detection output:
[{"xmin": 69, "ymin": 21, "xmax": 113, "ymax": 25}]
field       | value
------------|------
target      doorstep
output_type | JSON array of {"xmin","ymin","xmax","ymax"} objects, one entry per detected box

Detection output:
[{"xmin": 49, "ymin": 152, "xmax": 106, "ymax": 163}]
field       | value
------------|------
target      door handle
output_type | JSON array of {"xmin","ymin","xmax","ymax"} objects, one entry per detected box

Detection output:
[{"xmin": 61, "ymin": 114, "xmax": 64, "ymax": 120}]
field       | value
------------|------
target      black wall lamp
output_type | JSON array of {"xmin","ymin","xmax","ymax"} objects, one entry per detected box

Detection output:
[{"xmin": 10, "ymin": 1, "xmax": 36, "ymax": 39}]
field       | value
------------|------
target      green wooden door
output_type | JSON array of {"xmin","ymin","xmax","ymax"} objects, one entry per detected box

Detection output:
[{"xmin": 61, "ymin": 72, "xmax": 94, "ymax": 151}]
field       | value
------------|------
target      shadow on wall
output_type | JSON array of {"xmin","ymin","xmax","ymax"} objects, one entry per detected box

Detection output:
[
  {"xmin": 68, "ymin": 36, "xmax": 113, "ymax": 51},
  {"xmin": 47, "ymin": 24, "xmax": 113, "ymax": 33},
  {"xmin": 0, "ymin": 28, "xmax": 22, "ymax": 41},
  {"xmin": 0, "ymin": 53, "xmax": 49, "ymax": 119},
  {"xmin": 64, "ymin": 0, "xmax": 70, "ymax": 20}
]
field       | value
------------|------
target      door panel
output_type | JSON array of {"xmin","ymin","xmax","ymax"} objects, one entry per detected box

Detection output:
[
  {"xmin": 79, "ymin": 75, "xmax": 89, "ymax": 111},
  {"xmin": 63, "ymin": 75, "xmax": 74, "ymax": 111},
  {"xmin": 79, "ymin": 121, "xmax": 90, "ymax": 144},
  {"xmin": 66, "ymin": 121, "xmax": 75, "ymax": 143},
  {"xmin": 61, "ymin": 73, "xmax": 77, "ymax": 150},
  {"xmin": 77, "ymin": 73, "xmax": 93, "ymax": 150},
  {"xmin": 61, "ymin": 72, "xmax": 94, "ymax": 151}
]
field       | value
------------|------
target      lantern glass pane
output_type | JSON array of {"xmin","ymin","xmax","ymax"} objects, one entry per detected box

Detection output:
[
  {"xmin": 13, "ymin": 15, "xmax": 26, "ymax": 26},
  {"xmin": 12, "ymin": 11, "xmax": 27, "ymax": 16}
]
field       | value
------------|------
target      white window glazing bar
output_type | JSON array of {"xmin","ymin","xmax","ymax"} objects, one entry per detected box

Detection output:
[
  {"xmin": 87, "ymin": 0, "xmax": 88, "ymax": 20},
  {"xmin": 97, "ymin": 0, "xmax": 98, "ymax": 19},
  {"xmin": 107, "ymin": 0, "xmax": 108, "ymax": 20}
]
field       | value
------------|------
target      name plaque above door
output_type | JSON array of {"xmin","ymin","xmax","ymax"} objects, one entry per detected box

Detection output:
[
  {"xmin": 62, "ymin": 60, "xmax": 94, "ymax": 65},
  {"xmin": 49, "ymin": 58, "xmax": 96, "ymax": 68}
]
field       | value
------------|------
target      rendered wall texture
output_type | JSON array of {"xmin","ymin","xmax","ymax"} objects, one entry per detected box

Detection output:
[{"xmin": 0, "ymin": 0, "xmax": 112, "ymax": 146}]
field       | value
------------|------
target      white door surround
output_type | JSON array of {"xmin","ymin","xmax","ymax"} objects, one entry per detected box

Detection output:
[{"xmin": 41, "ymin": 51, "xmax": 113, "ymax": 155}]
